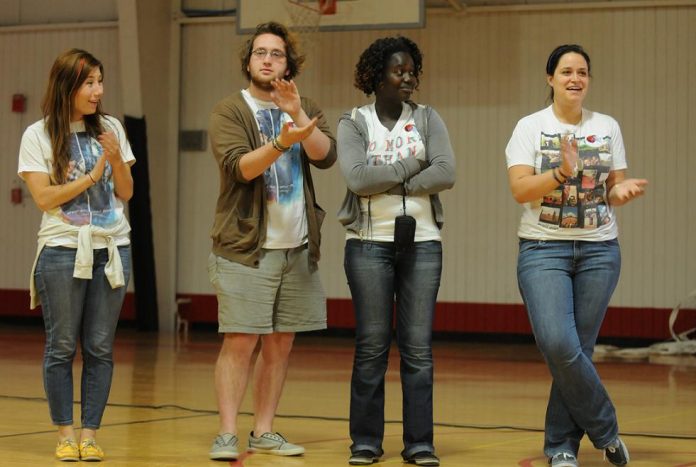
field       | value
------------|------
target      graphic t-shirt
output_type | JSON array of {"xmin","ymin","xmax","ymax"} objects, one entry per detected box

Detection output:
[
  {"xmin": 347, "ymin": 103, "xmax": 440, "ymax": 242},
  {"xmin": 242, "ymin": 90, "xmax": 307, "ymax": 249},
  {"xmin": 505, "ymin": 105, "xmax": 627, "ymax": 241},
  {"xmin": 17, "ymin": 115, "xmax": 135, "ymax": 247}
]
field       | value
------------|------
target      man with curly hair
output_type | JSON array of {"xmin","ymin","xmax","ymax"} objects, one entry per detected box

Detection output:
[{"xmin": 207, "ymin": 21, "xmax": 336, "ymax": 460}]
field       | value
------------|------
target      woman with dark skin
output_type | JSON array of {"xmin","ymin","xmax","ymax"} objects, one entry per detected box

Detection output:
[{"xmin": 337, "ymin": 36, "xmax": 455, "ymax": 466}]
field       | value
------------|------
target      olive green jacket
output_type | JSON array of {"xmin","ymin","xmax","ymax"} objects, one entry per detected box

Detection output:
[{"xmin": 209, "ymin": 91, "xmax": 336, "ymax": 269}]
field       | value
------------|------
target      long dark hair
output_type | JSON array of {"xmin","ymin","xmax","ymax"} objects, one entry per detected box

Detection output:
[
  {"xmin": 545, "ymin": 44, "xmax": 591, "ymax": 102},
  {"xmin": 41, "ymin": 48, "xmax": 105, "ymax": 184}
]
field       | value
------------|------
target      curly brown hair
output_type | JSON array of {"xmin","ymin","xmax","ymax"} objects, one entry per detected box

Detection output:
[
  {"xmin": 354, "ymin": 36, "xmax": 423, "ymax": 97},
  {"xmin": 239, "ymin": 22, "xmax": 305, "ymax": 81}
]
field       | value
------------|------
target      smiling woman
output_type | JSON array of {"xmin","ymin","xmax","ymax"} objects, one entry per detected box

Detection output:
[
  {"xmin": 545, "ymin": 44, "xmax": 590, "ymax": 106},
  {"xmin": 72, "ymin": 68, "xmax": 104, "ymax": 122},
  {"xmin": 336, "ymin": 36, "xmax": 456, "ymax": 467},
  {"xmin": 505, "ymin": 44, "xmax": 648, "ymax": 467},
  {"xmin": 16, "ymin": 48, "xmax": 135, "ymax": 463}
]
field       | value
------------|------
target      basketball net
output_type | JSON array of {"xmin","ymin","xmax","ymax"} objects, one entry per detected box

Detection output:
[{"xmin": 284, "ymin": 0, "xmax": 336, "ymax": 54}]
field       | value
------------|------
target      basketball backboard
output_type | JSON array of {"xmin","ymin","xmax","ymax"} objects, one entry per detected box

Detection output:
[{"xmin": 237, "ymin": 0, "xmax": 425, "ymax": 34}]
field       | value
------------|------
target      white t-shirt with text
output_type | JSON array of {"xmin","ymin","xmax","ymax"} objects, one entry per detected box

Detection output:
[{"xmin": 347, "ymin": 102, "xmax": 440, "ymax": 242}]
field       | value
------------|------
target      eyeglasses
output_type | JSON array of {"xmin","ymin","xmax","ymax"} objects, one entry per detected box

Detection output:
[{"xmin": 251, "ymin": 48, "xmax": 287, "ymax": 60}]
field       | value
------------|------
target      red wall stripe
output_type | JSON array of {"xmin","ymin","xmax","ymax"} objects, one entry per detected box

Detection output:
[
  {"xmin": 0, "ymin": 289, "xmax": 135, "ymax": 320},
  {"xmin": 1, "ymin": 288, "xmax": 692, "ymax": 340},
  {"xmin": 171, "ymin": 293, "xmax": 690, "ymax": 340}
]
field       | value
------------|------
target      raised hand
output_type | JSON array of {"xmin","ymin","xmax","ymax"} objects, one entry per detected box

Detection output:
[
  {"xmin": 98, "ymin": 132, "xmax": 123, "ymax": 167},
  {"xmin": 560, "ymin": 133, "xmax": 578, "ymax": 177},
  {"xmin": 270, "ymin": 78, "xmax": 302, "ymax": 117}
]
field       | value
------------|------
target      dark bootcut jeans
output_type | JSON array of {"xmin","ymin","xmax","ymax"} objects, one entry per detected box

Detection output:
[{"xmin": 345, "ymin": 239, "xmax": 442, "ymax": 459}]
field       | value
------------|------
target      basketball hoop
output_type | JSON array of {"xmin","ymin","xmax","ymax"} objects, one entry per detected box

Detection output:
[
  {"xmin": 284, "ymin": 0, "xmax": 336, "ymax": 52},
  {"xmin": 320, "ymin": 0, "xmax": 338, "ymax": 15}
]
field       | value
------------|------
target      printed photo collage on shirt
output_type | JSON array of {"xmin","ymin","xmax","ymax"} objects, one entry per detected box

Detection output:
[{"xmin": 538, "ymin": 132, "xmax": 612, "ymax": 230}]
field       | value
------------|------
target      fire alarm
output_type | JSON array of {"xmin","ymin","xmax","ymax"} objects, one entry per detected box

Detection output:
[
  {"xmin": 12, "ymin": 94, "xmax": 26, "ymax": 113},
  {"xmin": 11, "ymin": 179, "xmax": 23, "ymax": 205}
]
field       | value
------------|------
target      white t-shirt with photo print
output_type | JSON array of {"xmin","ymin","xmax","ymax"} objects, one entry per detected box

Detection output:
[
  {"xmin": 242, "ymin": 89, "xmax": 307, "ymax": 249},
  {"xmin": 505, "ymin": 105, "xmax": 627, "ymax": 241},
  {"xmin": 346, "ymin": 102, "xmax": 440, "ymax": 242}
]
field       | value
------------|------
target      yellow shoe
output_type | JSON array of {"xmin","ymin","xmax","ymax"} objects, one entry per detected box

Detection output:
[
  {"xmin": 55, "ymin": 439, "xmax": 79, "ymax": 462},
  {"xmin": 79, "ymin": 439, "xmax": 105, "ymax": 462}
]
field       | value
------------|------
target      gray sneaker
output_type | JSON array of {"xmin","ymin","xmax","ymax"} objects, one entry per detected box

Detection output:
[
  {"xmin": 209, "ymin": 433, "xmax": 239, "ymax": 460},
  {"xmin": 549, "ymin": 452, "xmax": 578, "ymax": 467},
  {"xmin": 248, "ymin": 431, "xmax": 305, "ymax": 456}
]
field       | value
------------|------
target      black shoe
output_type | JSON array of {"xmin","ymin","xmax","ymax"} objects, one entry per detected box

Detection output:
[
  {"xmin": 349, "ymin": 450, "xmax": 379, "ymax": 465},
  {"xmin": 404, "ymin": 451, "xmax": 440, "ymax": 466},
  {"xmin": 604, "ymin": 437, "xmax": 630, "ymax": 466}
]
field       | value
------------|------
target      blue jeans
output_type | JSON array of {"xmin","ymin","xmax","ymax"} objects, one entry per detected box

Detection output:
[
  {"xmin": 34, "ymin": 245, "xmax": 131, "ymax": 429},
  {"xmin": 517, "ymin": 239, "xmax": 621, "ymax": 457},
  {"xmin": 344, "ymin": 239, "xmax": 442, "ymax": 458}
]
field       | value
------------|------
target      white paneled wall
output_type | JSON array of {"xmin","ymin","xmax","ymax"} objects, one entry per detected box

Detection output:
[
  {"xmin": 177, "ymin": 23, "xmax": 241, "ymax": 295},
  {"xmin": 0, "ymin": 26, "xmax": 122, "ymax": 290},
  {"xmin": 1, "ymin": 4, "xmax": 694, "ymax": 316},
  {"xmin": 177, "ymin": 5, "xmax": 696, "ymax": 310}
]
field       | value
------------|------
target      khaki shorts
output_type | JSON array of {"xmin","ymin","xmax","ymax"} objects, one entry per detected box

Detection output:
[{"xmin": 208, "ymin": 246, "xmax": 326, "ymax": 334}]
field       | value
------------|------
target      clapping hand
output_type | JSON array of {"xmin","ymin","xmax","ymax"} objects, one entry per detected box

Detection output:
[
  {"xmin": 560, "ymin": 134, "xmax": 578, "ymax": 177},
  {"xmin": 270, "ymin": 78, "xmax": 301, "ymax": 117},
  {"xmin": 277, "ymin": 118, "xmax": 318, "ymax": 148},
  {"xmin": 88, "ymin": 154, "xmax": 107, "ymax": 184},
  {"xmin": 98, "ymin": 132, "xmax": 123, "ymax": 167},
  {"xmin": 610, "ymin": 178, "xmax": 648, "ymax": 205}
]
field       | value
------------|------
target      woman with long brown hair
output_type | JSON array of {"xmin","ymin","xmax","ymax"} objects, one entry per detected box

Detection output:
[{"xmin": 18, "ymin": 48, "xmax": 135, "ymax": 462}]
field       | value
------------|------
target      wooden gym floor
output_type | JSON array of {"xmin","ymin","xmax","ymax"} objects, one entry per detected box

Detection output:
[{"xmin": 0, "ymin": 323, "xmax": 694, "ymax": 466}]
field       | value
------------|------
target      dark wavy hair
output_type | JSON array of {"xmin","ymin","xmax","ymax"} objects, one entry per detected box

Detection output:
[
  {"xmin": 239, "ymin": 21, "xmax": 305, "ymax": 81},
  {"xmin": 41, "ymin": 48, "xmax": 105, "ymax": 184},
  {"xmin": 545, "ymin": 44, "xmax": 591, "ymax": 102},
  {"xmin": 354, "ymin": 36, "xmax": 423, "ymax": 97}
]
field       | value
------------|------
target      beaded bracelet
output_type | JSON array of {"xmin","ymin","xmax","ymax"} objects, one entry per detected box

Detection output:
[{"xmin": 271, "ymin": 137, "xmax": 290, "ymax": 152}]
